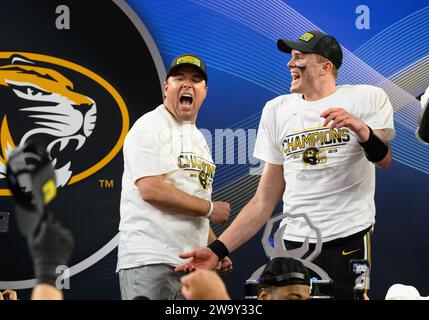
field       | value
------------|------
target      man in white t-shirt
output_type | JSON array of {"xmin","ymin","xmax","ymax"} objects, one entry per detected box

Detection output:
[
  {"xmin": 177, "ymin": 32, "xmax": 395, "ymax": 300},
  {"xmin": 117, "ymin": 54, "xmax": 231, "ymax": 300},
  {"xmin": 416, "ymin": 86, "xmax": 429, "ymax": 143}
]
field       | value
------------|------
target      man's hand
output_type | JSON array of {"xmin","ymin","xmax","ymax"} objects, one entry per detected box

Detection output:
[
  {"xmin": 180, "ymin": 269, "xmax": 230, "ymax": 300},
  {"xmin": 209, "ymin": 201, "xmax": 231, "ymax": 224},
  {"xmin": 216, "ymin": 256, "xmax": 233, "ymax": 276},
  {"xmin": 0, "ymin": 290, "xmax": 18, "ymax": 300},
  {"xmin": 321, "ymin": 107, "xmax": 370, "ymax": 142},
  {"xmin": 175, "ymin": 247, "xmax": 219, "ymax": 272}
]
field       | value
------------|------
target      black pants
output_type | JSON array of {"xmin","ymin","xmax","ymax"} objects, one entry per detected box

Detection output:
[{"xmin": 284, "ymin": 227, "xmax": 371, "ymax": 300}]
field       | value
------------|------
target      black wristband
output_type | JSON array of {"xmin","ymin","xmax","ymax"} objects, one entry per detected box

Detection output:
[
  {"xmin": 358, "ymin": 126, "xmax": 389, "ymax": 162},
  {"xmin": 207, "ymin": 239, "xmax": 229, "ymax": 261}
]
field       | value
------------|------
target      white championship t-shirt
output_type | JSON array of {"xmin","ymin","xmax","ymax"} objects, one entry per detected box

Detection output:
[
  {"xmin": 117, "ymin": 105, "xmax": 215, "ymax": 271},
  {"xmin": 254, "ymin": 85, "xmax": 395, "ymax": 242}
]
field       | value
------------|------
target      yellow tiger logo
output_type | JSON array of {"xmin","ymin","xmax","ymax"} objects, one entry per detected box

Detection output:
[{"xmin": 0, "ymin": 54, "xmax": 97, "ymax": 187}]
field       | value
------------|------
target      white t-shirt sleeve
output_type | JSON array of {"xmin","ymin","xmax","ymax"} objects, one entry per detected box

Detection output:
[
  {"xmin": 421, "ymin": 86, "xmax": 429, "ymax": 109},
  {"xmin": 124, "ymin": 129, "xmax": 177, "ymax": 183},
  {"xmin": 364, "ymin": 87, "xmax": 395, "ymax": 141},
  {"xmin": 416, "ymin": 86, "xmax": 429, "ymax": 144},
  {"xmin": 253, "ymin": 104, "xmax": 284, "ymax": 165}
]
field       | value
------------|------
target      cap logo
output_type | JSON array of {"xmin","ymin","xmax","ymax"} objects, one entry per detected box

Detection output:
[
  {"xmin": 299, "ymin": 32, "xmax": 314, "ymax": 42},
  {"xmin": 176, "ymin": 55, "xmax": 201, "ymax": 67}
]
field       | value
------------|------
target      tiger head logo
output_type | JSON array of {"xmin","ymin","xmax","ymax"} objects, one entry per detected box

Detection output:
[{"xmin": 0, "ymin": 54, "xmax": 97, "ymax": 188}]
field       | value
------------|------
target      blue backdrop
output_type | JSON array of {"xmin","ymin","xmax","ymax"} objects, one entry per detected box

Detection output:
[{"xmin": 128, "ymin": 0, "xmax": 429, "ymax": 300}]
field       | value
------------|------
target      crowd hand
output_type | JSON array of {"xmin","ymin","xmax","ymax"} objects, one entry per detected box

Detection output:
[
  {"xmin": 209, "ymin": 201, "xmax": 231, "ymax": 224},
  {"xmin": 0, "ymin": 290, "xmax": 18, "ymax": 300},
  {"xmin": 175, "ymin": 247, "xmax": 219, "ymax": 272},
  {"xmin": 28, "ymin": 213, "xmax": 74, "ymax": 285},
  {"xmin": 216, "ymin": 256, "xmax": 233, "ymax": 276},
  {"xmin": 181, "ymin": 269, "xmax": 230, "ymax": 300},
  {"xmin": 321, "ymin": 107, "xmax": 370, "ymax": 142}
]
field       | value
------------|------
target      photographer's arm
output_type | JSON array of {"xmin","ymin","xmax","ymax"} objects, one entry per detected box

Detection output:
[{"xmin": 28, "ymin": 214, "xmax": 74, "ymax": 300}]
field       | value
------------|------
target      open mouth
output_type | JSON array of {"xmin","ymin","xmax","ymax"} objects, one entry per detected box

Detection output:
[
  {"xmin": 180, "ymin": 93, "xmax": 193, "ymax": 105},
  {"xmin": 291, "ymin": 72, "xmax": 301, "ymax": 81}
]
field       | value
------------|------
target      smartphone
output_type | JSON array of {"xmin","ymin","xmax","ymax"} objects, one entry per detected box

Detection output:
[
  {"xmin": 349, "ymin": 259, "xmax": 369, "ymax": 274},
  {"xmin": 0, "ymin": 212, "xmax": 10, "ymax": 233}
]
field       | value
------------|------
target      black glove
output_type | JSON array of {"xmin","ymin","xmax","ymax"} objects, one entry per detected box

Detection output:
[{"xmin": 28, "ymin": 213, "xmax": 74, "ymax": 286}]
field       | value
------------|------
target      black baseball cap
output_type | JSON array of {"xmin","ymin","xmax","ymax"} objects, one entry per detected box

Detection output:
[
  {"xmin": 259, "ymin": 257, "xmax": 311, "ymax": 287},
  {"xmin": 166, "ymin": 53, "xmax": 207, "ymax": 82},
  {"xmin": 277, "ymin": 31, "xmax": 343, "ymax": 69}
]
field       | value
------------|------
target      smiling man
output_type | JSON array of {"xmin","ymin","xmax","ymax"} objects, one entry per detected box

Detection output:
[
  {"xmin": 117, "ymin": 54, "xmax": 231, "ymax": 300},
  {"xmin": 177, "ymin": 32, "xmax": 395, "ymax": 300}
]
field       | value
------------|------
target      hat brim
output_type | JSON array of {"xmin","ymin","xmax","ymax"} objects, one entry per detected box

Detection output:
[
  {"xmin": 277, "ymin": 39, "xmax": 315, "ymax": 54},
  {"xmin": 167, "ymin": 63, "xmax": 207, "ymax": 81}
]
